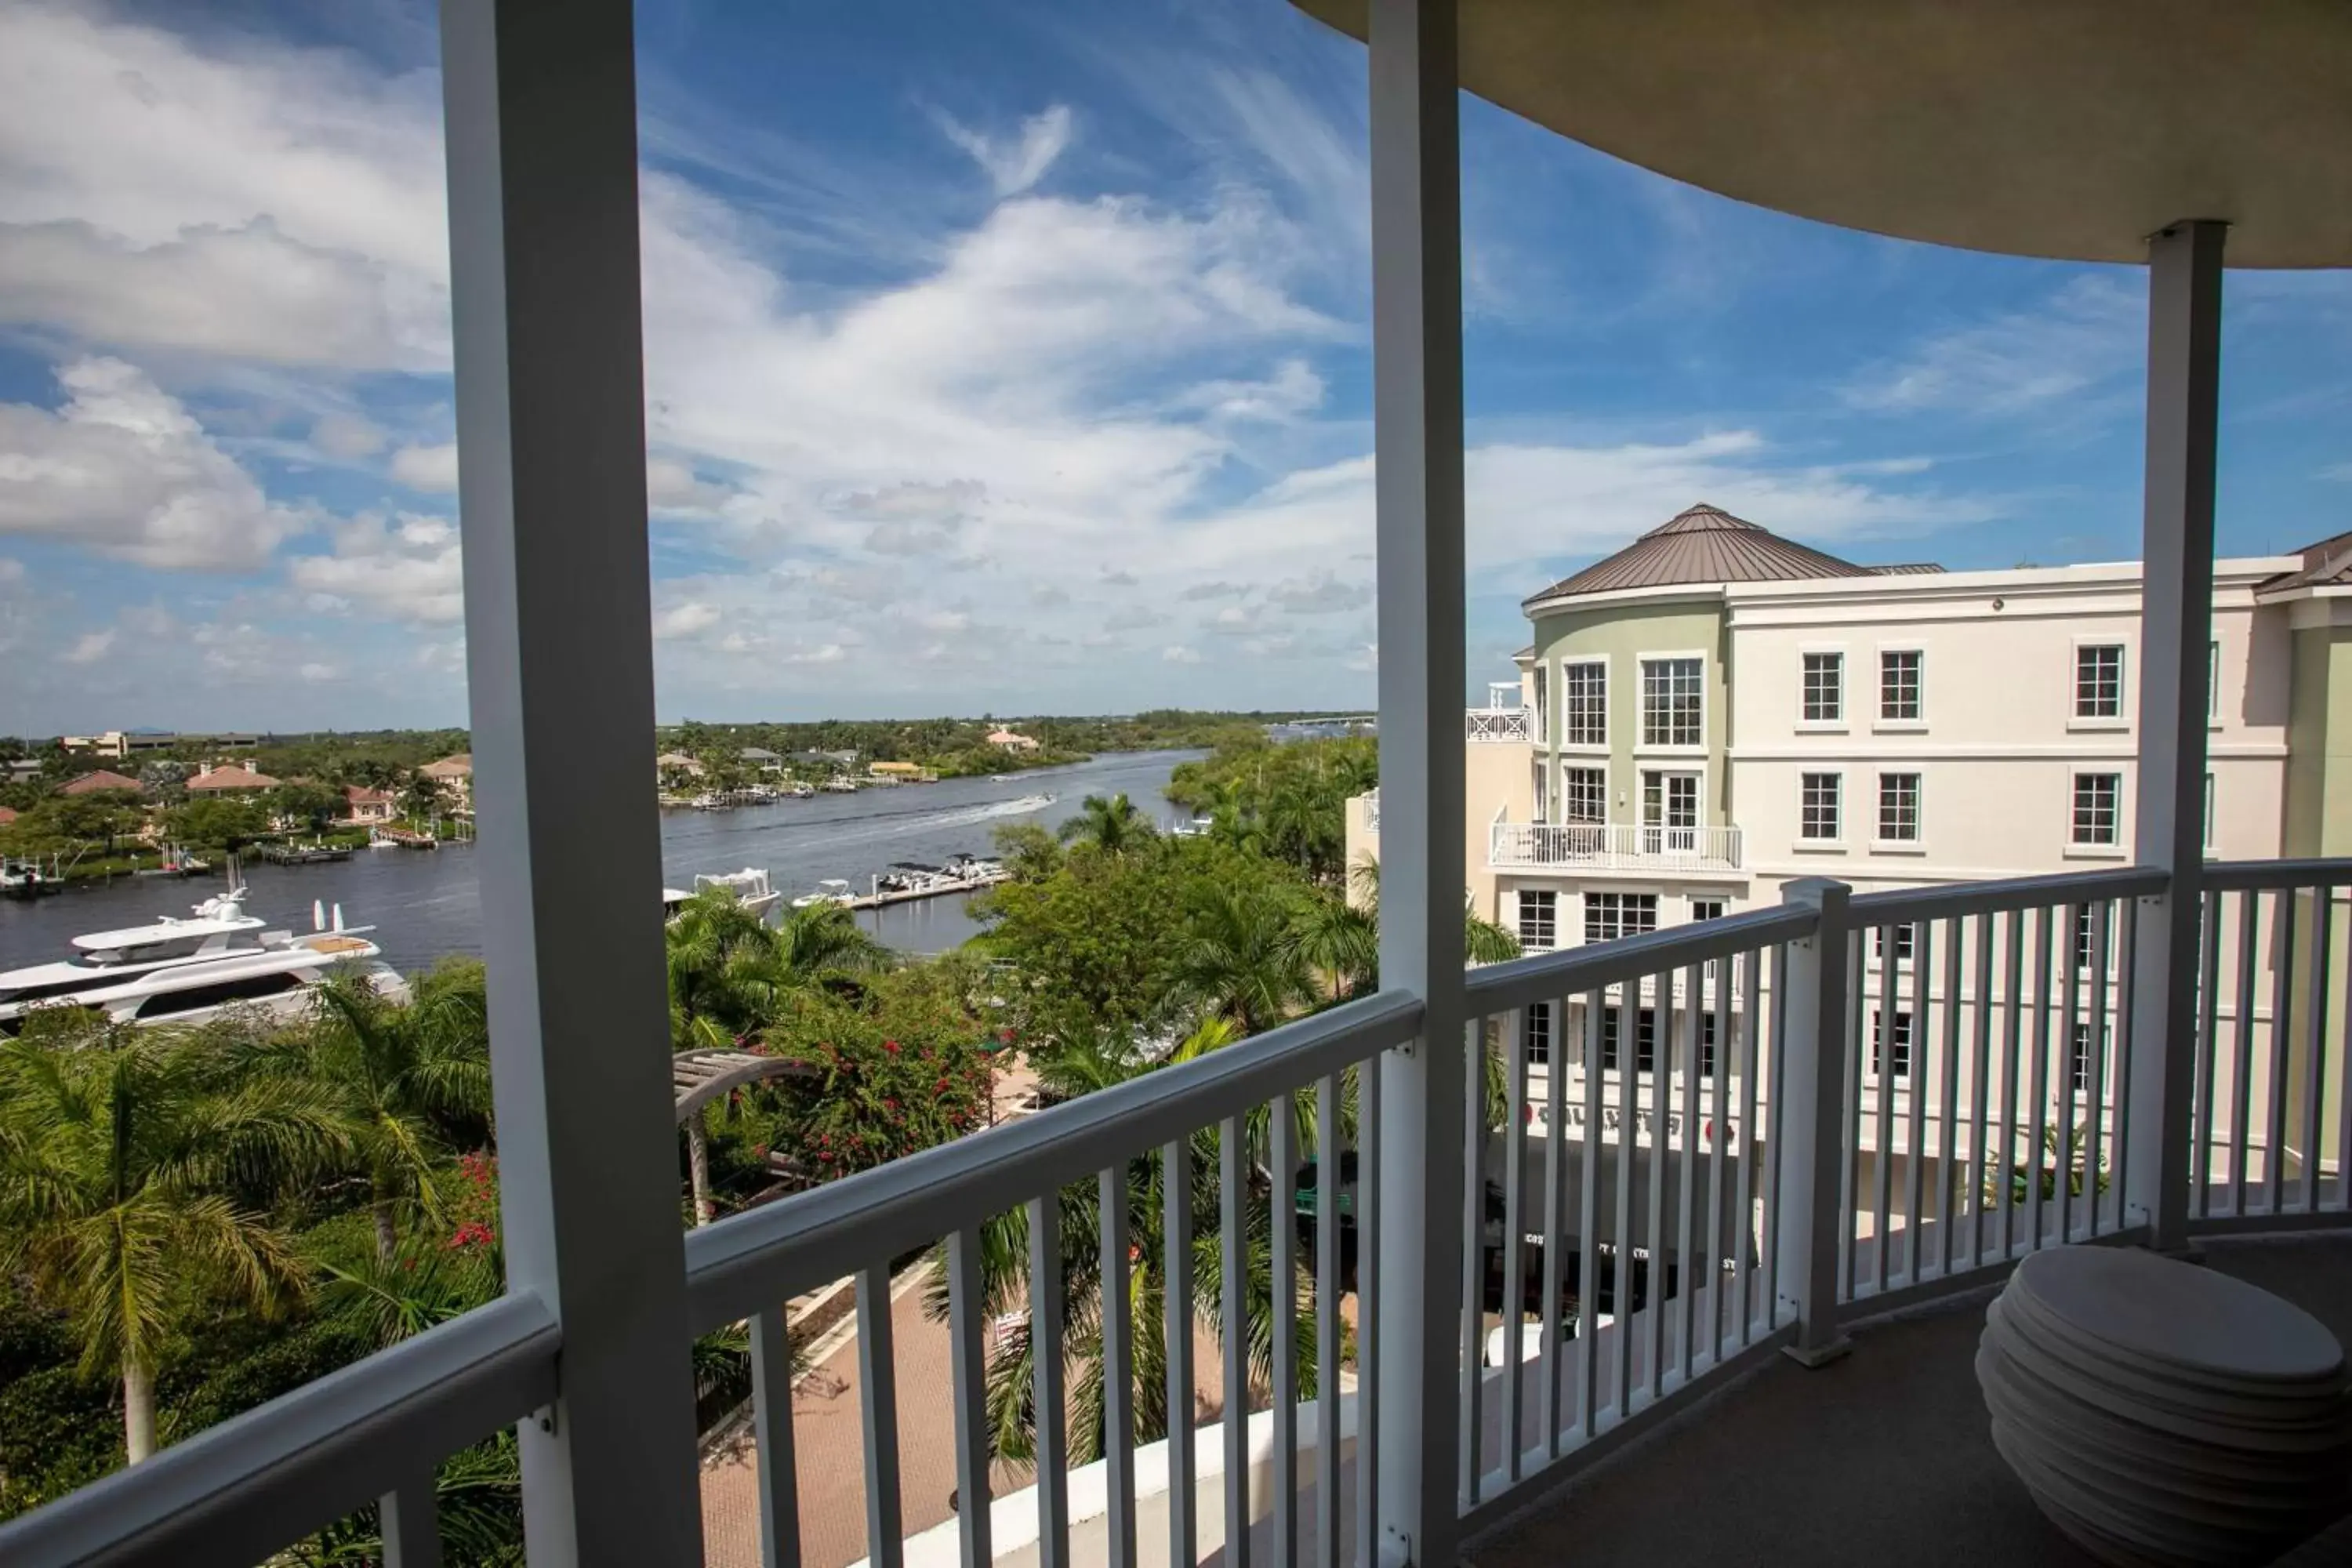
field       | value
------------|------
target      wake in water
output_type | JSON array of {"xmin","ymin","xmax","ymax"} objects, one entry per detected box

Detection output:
[{"xmin": 795, "ymin": 793, "xmax": 1054, "ymax": 849}]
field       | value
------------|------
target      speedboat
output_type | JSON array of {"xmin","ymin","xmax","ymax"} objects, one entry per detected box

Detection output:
[
  {"xmin": 0, "ymin": 899, "xmax": 405, "ymax": 1031},
  {"xmin": 877, "ymin": 862, "xmax": 946, "ymax": 894},
  {"xmin": 942, "ymin": 853, "xmax": 1006, "ymax": 882},
  {"xmin": 789, "ymin": 878, "xmax": 856, "ymax": 909},
  {"xmin": 694, "ymin": 867, "xmax": 780, "ymax": 913}
]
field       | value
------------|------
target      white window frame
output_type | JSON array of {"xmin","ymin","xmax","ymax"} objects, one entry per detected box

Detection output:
[
  {"xmin": 1870, "ymin": 1009, "xmax": 1914, "ymax": 1084},
  {"xmin": 1517, "ymin": 887, "xmax": 1559, "ymax": 952},
  {"xmin": 2208, "ymin": 638, "xmax": 2223, "ymax": 728},
  {"xmin": 1582, "ymin": 890, "xmax": 1661, "ymax": 946},
  {"xmin": 2065, "ymin": 768, "xmax": 2127, "ymax": 858},
  {"xmin": 1798, "ymin": 644, "xmax": 1847, "ymax": 731},
  {"xmin": 1560, "ymin": 655, "xmax": 1610, "ymax": 752},
  {"xmin": 1559, "ymin": 761, "xmax": 1609, "ymax": 826},
  {"xmin": 1689, "ymin": 898, "xmax": 1726, "ymax": 924},
  {"xmin": 1531, "ymin": 662, "xmax": 1548, "ymax": 746},
  {"xmin": 2204, "ymin": 770, "xmax": 2216, "ymax": 855},
  {"xmin": 1872, "ymin": 769, "xmax": 1925, "ymax": 854},
  {"xmin": 1875, "ymin": 644, "xmax": 1926, "ymax": 731},
  {"xmin": 1637, "ymin": 762, "xmax": 1708, "ymax": 853},
  {"xmin": 1797, "ymin": 769, "xmax": 1845, "ymax": 848},
  {"xmin": 2069, "ymin": 637, "xmax": 2129, "ymax": 730},
  {"xmin": 1872, "ymin": 921, "xmax": 1917, "ymax": 968},
  {"xmin": 1637, "ymin": 652, "xmax": 1708, "ymax": 753}
]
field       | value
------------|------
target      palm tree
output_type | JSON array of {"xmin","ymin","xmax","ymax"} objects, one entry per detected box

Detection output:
[
  {"xmin": 928, "ymin": 1017, "xmax": 1336, "ymax": 1468},
  {"xmin": 1058, "ymin": 793, "xmax": 1152, "ymax": 855},
  {"xmin": 666, "ymin": 895, "xmax": 891, "ymax": 1223},
  {"xmin": 666, "ymin": 892, "xmax": 783, "ymax": 1225},
  {"xmin": 1171, "ymin": 881, "xmax": 1316, "ymax": 1036},
  {"xmin": 0, "ymin": 1022, "xmax": 346, "ymax": 1462},
  {"xmin": 254, "ymin": 964, "xmax": 493, "ymax": 1260},
  {"xmin": 397, "ymin": 772, "xmax": 445, "ymax": 826},
  {"xmin": 1286, "ymin": 891, "xmax": 1378, "ymax": 1003}
]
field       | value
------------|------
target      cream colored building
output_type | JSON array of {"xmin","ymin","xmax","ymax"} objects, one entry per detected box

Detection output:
[{"xmin": 1349, "ymin": 508, "xmax": 2352, "ymax": 1198}]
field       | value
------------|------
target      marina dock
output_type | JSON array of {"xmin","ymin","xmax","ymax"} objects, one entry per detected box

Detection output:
[{"xmin": 842, "ymin": 869, "xmax": 1007, "ymax": 910}]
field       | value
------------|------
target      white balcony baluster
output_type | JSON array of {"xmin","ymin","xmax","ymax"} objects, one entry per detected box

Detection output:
[{"xmin": 1490, "ymin": 821, "xmax": 1744, "ymax": 873}]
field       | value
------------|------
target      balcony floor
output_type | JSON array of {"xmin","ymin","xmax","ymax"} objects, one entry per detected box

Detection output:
[{"xmin": 1468, "ymin": 1233, "xmax": 2352, "ymax": 1568}]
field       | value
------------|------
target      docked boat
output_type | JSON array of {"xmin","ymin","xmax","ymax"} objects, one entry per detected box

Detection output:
[
  {"xmin": 0, "ymin": 898, "xmax": 405, "ymax": 1031},
  {"xmin": 789, "ymin": 878, "xmax": 857, "ymax": 909},
  {"xmin": 662, "ymin": 867, "xmax": 781, "ymax": 920},
  {"xmin": 822, "ymin": 779, "xmax": 860, "ymax": 793},
  {"xmin": 0, "ymin": 859, "xmax": 52, "ymax": 898},
  {"xmin": 876, "ymin": 862, "xmax": 949, "ymax": 895}
]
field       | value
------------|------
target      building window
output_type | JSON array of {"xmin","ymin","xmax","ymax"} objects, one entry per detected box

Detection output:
[
  {"xmin": 1563, "ymin": 766, "xmax": 1606, "ymax": 824},
  {"xmin": 1584, "ymin": 891, "xmax": 1659, "ymax": 945},
  {"xmin": 1871, "ymin": 1010, "xmax": 1912, "ymax": 1081},
  {"xmin": 1641, "ymin": 656, "xmax": 1703, "ymax": 747},
  {"xmin": 1874, "ymin": 923, "xmax": 1915, "ymax": 964},
  {"xmin": 1532, "ymin": 665, "xmax": 1548, "ymax": 745},
  {"xmin": 1880, "ymin": 649, "xmax": 1922, "ymax": 721},
  {"xmin": 1523, "ymin": 1000, "xmax": 1552, "ymax": 1067},
  {"xmin": 2071, "ymin": 773, "xmax": 2122, "ymax": 847},
  {"xmin": 2209, "ymin": 640, "xmax": 2221, "ymax": 722},
  {"xmin": 1690, "ymin": 898, "xmax": 1725, "ymax": 923},
  {"xmin": 2071, "ymin": 1022, "xmax": 2094, "ymax": 1094},
  {"xmin": 1599, "ymin": 1005, "xmax": 1659, "ymax": 1074},
  {"xmin": 1699, "ymin": 1012, "xmax": 1719, "ymax": 1080},
  {"xmin": 1800, "ymin": 771, "xmax": 1842, "ymax": 842},
  {"xmin": 2204, "ymin": 771, "xmax": 2216, "ymax": 852},
  {"xmin": 1877, "ymin": 771, "xmax": 1921, "ymax": 843},
  {"xmin": 2073, "ymin": 906, "xmax": 2097, "ymax": 971},
  {"xmin": 1563, "ymin": 660, "xmax": 1608, "ymax": 746},
  {"xmin": 2075, "ymin": 644, "xmax": 2125, "ymax": 719},
  {"xmin": 1519, "ymin": 890, "xmax": 1558, "ymax": 951},
  {"xmin": 1802, "ymin": 652, "xmax": 1843, "ymax": 722}
]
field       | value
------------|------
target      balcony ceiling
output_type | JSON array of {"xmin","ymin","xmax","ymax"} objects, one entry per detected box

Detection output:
[{"xmin": 1292, "ymin": 0, "xmax": 2352, "ymax": 267}]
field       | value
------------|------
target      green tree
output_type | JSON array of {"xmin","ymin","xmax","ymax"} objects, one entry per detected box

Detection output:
[
  {"xmin": 245, "ymin": 964, "xmax": 495, "ymax": 1260},
  {"xmin": 268, "ymin": 781, "xmax": 347, "ymax": 835},
  {"xmin": 398, "ymin": 772, "xmax": 446, "ymax": 824},
  {"xmin": 165, "ymin": 796, "xmax": 272, "ymax": 853},
  {"xmin": 0, "ymin": 1017, "xmax": 346, "ymax": 1463},
  {"xmin": 1287, "ymin": 890, "xmax": 1379, "ymax": 1002},
  {"xmin": 1058, "ymin": 793, "xmax": 1153, "ymax": 855},
  {"xmin": 1172, "ymin": 880, "xmax": 1316, "ymax": 1036}
]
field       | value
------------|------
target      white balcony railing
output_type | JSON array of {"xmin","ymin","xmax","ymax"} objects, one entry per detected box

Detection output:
[
  {"xmin": 1491, "ymin": 819, "xmax": 1743, "ymax": 872},
  {"xmin": 1363, "ymin": 789, "xmax": 1379, "ymax": 830},
  {"xmin": 1465, "ymin": 707, "xmax": 1530, "ymax": 742},
  {"xmin": 16, "ymin": 857, "xmax": 2352, "ymax": 1568}
]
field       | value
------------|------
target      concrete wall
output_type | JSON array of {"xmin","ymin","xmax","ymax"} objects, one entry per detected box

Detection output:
[{"xmin": 1528, "ymin": 594, "xmax": 1731, "ymax": 829}]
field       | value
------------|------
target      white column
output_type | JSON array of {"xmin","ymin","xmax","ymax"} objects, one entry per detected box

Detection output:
[
  {"xmin": 1368, "ymin": 1, "xmax": 1468, "ymax": 1564},
  {"xmin": 2125, "ymin": 219, "xmax": 2227, "ymax": 1254},
  {"xmin": 1774, "ymin": 878, "xmax": 1853, "ymax": 1367},
  {"xmin": 441, "ymin": 2, "xmax": 706, "ymax": 1562}
]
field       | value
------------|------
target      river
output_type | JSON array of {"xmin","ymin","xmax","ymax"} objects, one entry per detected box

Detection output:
[{"xmin": 0, "ymin": 750, "xmax": 1200, "ymax": 976}]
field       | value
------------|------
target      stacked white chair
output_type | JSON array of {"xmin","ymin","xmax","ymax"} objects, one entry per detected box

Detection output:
[{"xmin": 1977, "ymin": 1247, "xmax": 2352, "ymax": 1566}]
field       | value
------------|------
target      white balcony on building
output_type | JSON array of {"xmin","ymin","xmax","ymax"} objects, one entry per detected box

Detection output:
[
  {"xmin": 6, "ymin": 5, "xmax": 2351, "ymax": 1568},
  {"xmin": 1490, "ymin": 818, "xmax": 1744, "ymax": 875}
]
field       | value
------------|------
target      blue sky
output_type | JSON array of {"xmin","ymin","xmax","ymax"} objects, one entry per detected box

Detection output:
[{"xmin": 0, "ymin": 0, "xmax": 2344, "ymax": 735}]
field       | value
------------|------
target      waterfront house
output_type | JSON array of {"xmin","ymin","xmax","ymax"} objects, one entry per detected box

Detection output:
[
  {"xmin": 9, "ymin": 7, "xmax": 2348, "ymax": 1568},
  {"xmin": 185, "ymin": 762, "xmax": 279, "ymax": 794},
  {"xmin": 739, "ymin": 746, "xmax": 782, "ymax": 771},
  {"xmin": 986, "ymin": 728, "xmax": 1040, "ymax": 753},
  {"xmin": 867, "ymin": 759, "xmax": 926, "ymax": 780},
  {"xmin": 655, "ymin": 750, "xmax": 706, "ymax": 779},
  {"xmin": 58, "ymin": 769, "xmax": 145, "ymax": 797},
  {"xmin": 343, "ymin": 785, "xmax": 398, "ymax": 826},
  {"xmin": 3, "ymin": 759, "xmax": 38, "ymax": 782}
]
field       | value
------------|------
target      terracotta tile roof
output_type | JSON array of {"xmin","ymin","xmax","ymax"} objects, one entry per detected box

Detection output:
[
  {"xmin": 0, "ymin": 805, "xmax": 16, "ymax": 825},
  {"xmin": 2263, "ymin": 528, "xmax": 2352, "ymax": 591},
  {"xmin": 1525, "ymin": 503, "xmax": 1871, "ymax": 605},
  {"xmin": 187, "ymin": 765, "xmax": 278, "ymax": 792},
  {"xmin": 421, "ymin": 753, "xmax": 473, "ymax": 778},
  {"xmin": 60, "ymin": 770, "xmax": 143, "ymax": 795},
  {"xmin": 344, "ymin": 785, "xmax": 396, "ymax": 804}
]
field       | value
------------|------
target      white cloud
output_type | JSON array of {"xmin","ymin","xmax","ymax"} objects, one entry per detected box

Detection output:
[
  {"xmin": 1101, "ymin": 568, "xmax": 1140, "ymax": 587},
  {"xmin": 1162, "ymin": 644, "xmax": 1202, "ymax": 664},
  {"xmin": 310, "ymin": 412, "xmax": 386, "ymax": 459},
  {"xmin": 390, "ymin": 442, "xmax": 459, "ymax": 493},
  {"xmin": 62, "ymin": 629, "xmax": 115, "ymax": 664},
  {"xmin": 1177, "ymin": 358, "xmax": 1326, "ymax": 423},
  {"xmin": 938, "ymin": 106, "xmax": 1074, "ymax": 197},
  {"xmin": 783, "ymin": 642, "xmax": 848, "ymax": 666},
  {"xmin": 0, "ymin": 358, "xmax": 305, "ymax": 568},
  {"xmin": 0, "ymin": 7, "xmax": 450, "ymax": 370},
  {"xmin": 298, "ymin": 660, "xmax": 339, "ymax": 682},
  {"xmin": 1031, "ymin": 583, "xmax": 1070, "ymax": 607},
  {"xmin": 652, "ymin": 601, "xmax": 724, "ymax": 641},
  {"xmin": 1269, "ymin": 572, "xmax": 1370, "ymax": 613},
  {"xmin": 1843, "ymin": 277, "xmax": 2143, "ymax": 416},
  {"xmin": 287, "ymin": 512, "xmax": 464, "ymax": 624}
]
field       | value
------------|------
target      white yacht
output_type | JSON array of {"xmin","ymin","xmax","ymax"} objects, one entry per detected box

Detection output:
[
  {"xmin": 789, "ymin": 878, "xmax": 856, "ymax": 909},
  {"xmin": 0, "ymin": 901, "xmax": 405, "ymax": 1031},
  {"xmin": 0, "ymin": 885, "xmax": 266, "ymax": 1012}
]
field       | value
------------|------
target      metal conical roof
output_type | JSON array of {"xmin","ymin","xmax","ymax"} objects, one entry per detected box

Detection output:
[{"xmin": 1524, "ymin": 503, "xmax": 1871, "ymax": 606}]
